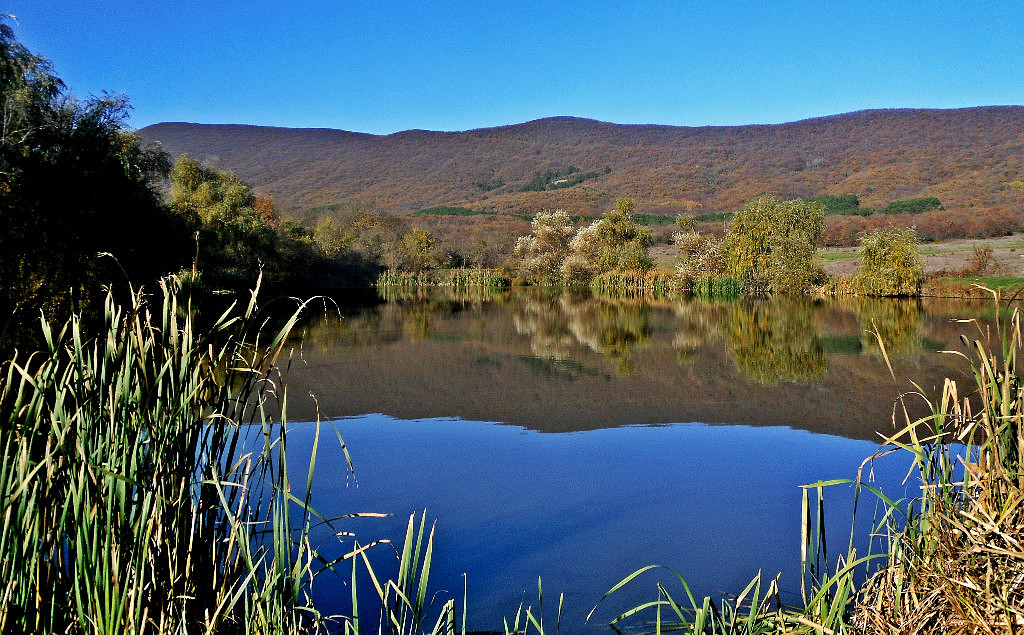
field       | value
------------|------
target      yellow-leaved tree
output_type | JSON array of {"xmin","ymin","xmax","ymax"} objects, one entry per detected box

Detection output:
[{"xmin": 724, "ymin": 195, "xmax": 824, "ymax": 294}]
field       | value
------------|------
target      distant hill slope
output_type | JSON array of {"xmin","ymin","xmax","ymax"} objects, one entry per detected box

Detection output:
[{"xmin": 140, "ymin": 107, "xmax": 1024, "ymax": 222}]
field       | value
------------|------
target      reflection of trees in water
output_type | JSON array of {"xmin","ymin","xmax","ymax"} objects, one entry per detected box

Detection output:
[
  {"xmin": 296, "ymin": 287, "xmax": 510, "ymax": 348},
  {"xmin": 511, "ymin": 289, "xmax": 578, "ymax": 360},
  {"xmin": 367, "ymin": 286, "xmax": 514, "ymax": 341},
  {"xmin": 510, "ymin": 289, "xmax": 653, "ymax": 375},
  {"xmin": 298, "ymin": 287, "xmax": 925, "ymax": 384},
  {"xmin": 400, "ymin": 305, "xmax": 434, "ymax": 339},
  {"xmin": 850, "ymin": 298, "xmax": 924, "ymax": 357},
  {"xmin": 564, "ymin": 298, "xmax": 652, "ymax": 375},
  {"xmin": 670, "ymin": 300, "xmax": 729, "ymax": 362},
  {"xmin": 668, "ymin": 296, "xmax": 924, "ymax": 383},
  {"xmin": 293, "ymin": 301, "xmax": 410, "ymax": 350},
  {"xmin": 725, "ymin": 299, "xmax": 828, "ymax": 385},
  {"xmin": 669, "ymin": 297, "xmax": 828, "ymax": 384}
]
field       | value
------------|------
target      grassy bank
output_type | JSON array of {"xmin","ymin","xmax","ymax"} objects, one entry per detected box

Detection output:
[
  {"xmin": 376, "ymin": 268, "xmax": 510, "ymax": 288},
  {"xmin": 589, "ymin": 269, "xmax": 673, "ymax": 296},
  {"xmin": 923, "ymin": 275, "xmax": 1024, "ymax": 298}
]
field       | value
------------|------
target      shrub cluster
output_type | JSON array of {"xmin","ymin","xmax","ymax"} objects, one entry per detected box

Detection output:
[
  {"xmin": 510, "ymin": 199, "xmax": 653, "ymax": 286},
  {"xmin": 670, "ymin": 231, "xmax": 736, "ymax": 297}
]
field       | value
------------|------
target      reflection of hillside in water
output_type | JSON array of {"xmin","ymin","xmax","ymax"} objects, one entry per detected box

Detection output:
[{"xmin": 285, "ymin": 288, "xmax": 985, "ymax": 439}]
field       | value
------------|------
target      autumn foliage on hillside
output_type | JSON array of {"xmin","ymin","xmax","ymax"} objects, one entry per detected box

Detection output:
[{"xmin": 141, "ymin": 108, "xmax": 1024, "ymax": 248}]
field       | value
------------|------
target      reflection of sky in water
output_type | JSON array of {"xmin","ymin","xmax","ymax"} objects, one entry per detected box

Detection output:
[{"xmin": 283, "ymin": 417, "xmax": 912, "ymax": 634}]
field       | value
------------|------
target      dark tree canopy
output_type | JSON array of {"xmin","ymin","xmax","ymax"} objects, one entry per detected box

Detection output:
[{"xmin": 0, "ymin": 17, "xmax": 188, "ymax": 342}]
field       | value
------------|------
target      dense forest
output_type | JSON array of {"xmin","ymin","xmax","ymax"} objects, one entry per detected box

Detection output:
[{"xmin": 141, "ymin": 108, "xmax": 1024, "ymax": 249}]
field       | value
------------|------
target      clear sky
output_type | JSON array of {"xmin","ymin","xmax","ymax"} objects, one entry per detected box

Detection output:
[{"xmin": 6, "ymin": 1, "xmax": 1024, "ymax": 134}]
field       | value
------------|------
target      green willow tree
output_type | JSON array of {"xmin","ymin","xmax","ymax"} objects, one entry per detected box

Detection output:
[
  {"xmin": 398, "ymin": 227, "xmax": 439, "ymax": 273},
  {"xmin": 593, "ymin": 198, "xmax": 654, "ymax": 273},
  {"xmin": 169, "ymin": 155, "xmax": 277, "ymax": 284},
  {"xmin": 724, "ymin": 195, "xmax": 825, "ymax": 294},
  {"xmin": 853, "ymin": 226, "xmax": 924, "ymax": 296}
]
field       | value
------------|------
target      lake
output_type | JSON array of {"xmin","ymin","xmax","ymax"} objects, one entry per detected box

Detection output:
[{"xmin": 278, "ymin": 287, "xmax": 994, "ymax": 633}]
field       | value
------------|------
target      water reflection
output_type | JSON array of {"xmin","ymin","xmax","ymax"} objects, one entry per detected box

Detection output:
[
  {"xmin": 511, "ymin": 289, "xmax": 579, "ymax": 361},
  {"xmin": 726, "ymin": 300, "xmax": 827, "ymax": 385},
  {"xmin": 668, "ymin": 295, "xmax": 926, "ymax": 383},
  {"xmin": 291, "ymin": 416, "xmax": 911, "ymax": 634},
  {"xmin": 852, "ymin": 297, "xmax": 925, "ymax": 357},
  {"xmin": 276, "ymin": 288, "xmax": 994, "ymax": 633},
  {"xmin": 285, "ymin": 287, "xmax": 992, "ymax": 439},
  {"xmin": 359, "ymin": 288, "xmax": 926, "ymax": 380},
  {"xmin": 511, "ymin": 289, "xmax": 652, "ymax": 375}
]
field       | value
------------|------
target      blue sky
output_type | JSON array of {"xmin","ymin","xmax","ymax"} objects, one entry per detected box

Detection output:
[{"xmin": 7, "ymin": 1, "xmax": 1024, "ymax": 134}]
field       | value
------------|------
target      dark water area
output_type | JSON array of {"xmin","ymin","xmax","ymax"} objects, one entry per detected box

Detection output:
[{"xmin": 276, "ymin": 287, "xmax": 1000, "ymax": 633}]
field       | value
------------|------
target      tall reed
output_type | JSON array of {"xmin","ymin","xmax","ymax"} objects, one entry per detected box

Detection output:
[
  {"xmin": 689, "ymin": 275, "xmax": 741, "ymax": 300},
  {"xmin": 590, "ymin": 270, "xmax": 672, "ymax": 296},
  {"xmin": 853, "ymin": 291, "xmax": 1024, "ymax": 633},
  {"xmin": 0, "ymin": 276, "xmax": 336, "ymax": 635},
  {"xmin": 442, "ymin": 268, "xmax": 509, "ymax": 289},
  {"xmin": 376, "ymin": 270, "xmax": 434, "ymax": 288},
  {"xmin": 347, "ymin": 510, "xmax": 465, "ymax": 635},
  {"xmin": 376, "ymin": 269, "xmax": 509, "ymax": 289}
]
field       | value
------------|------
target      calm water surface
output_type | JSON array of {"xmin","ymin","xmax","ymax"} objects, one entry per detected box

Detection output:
[{"xmin": 280, "ymin": 288, "xmax": 995, "ymax": 632}]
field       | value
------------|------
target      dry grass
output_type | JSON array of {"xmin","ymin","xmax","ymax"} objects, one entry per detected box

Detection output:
[{"xmin": 853, "ymin": 289, "xmax": 1024, "ymax": 634}]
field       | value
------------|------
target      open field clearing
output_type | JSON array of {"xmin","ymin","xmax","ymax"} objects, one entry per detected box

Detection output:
[{"xmin": 819, "ymin": 233, "xmax": 1024, "ymax": 277}]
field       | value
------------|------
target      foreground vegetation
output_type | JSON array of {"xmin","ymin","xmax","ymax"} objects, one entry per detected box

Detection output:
[
  {"xmin": 0, "ymin": 279, "xmax": 465, "ymax": 635},
  {"xmin": 0, "ymin": 278, "xmax": 325, "ymax": 634}
]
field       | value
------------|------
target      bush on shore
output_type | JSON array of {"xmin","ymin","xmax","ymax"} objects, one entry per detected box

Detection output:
[
  {"xmin": 509, "ymin": 199, "xmax": 653, "ymax": 288},
  {"xmin": 851, "ymin": 226, "xmax": 924, "ymax": 296}
]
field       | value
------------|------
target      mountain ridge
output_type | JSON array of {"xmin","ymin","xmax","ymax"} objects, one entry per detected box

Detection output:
[
  {"xmin": 146, "ymin": 106, "xmax": 1024, "ymax": 136},
  {"xmin": 139, "ymin": 106, "xmax": 1024, "ymax": 232}
]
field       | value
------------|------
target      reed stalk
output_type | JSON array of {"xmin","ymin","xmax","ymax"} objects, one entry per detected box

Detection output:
[{"xmin": 0, "ymin": 275, "xmax": 337, "ymax": 635}]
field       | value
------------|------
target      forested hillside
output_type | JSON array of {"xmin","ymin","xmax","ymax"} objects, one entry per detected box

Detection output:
[{"xmin": 140, "ymin": 107, "xmax": 1024, "ymax": 247}]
